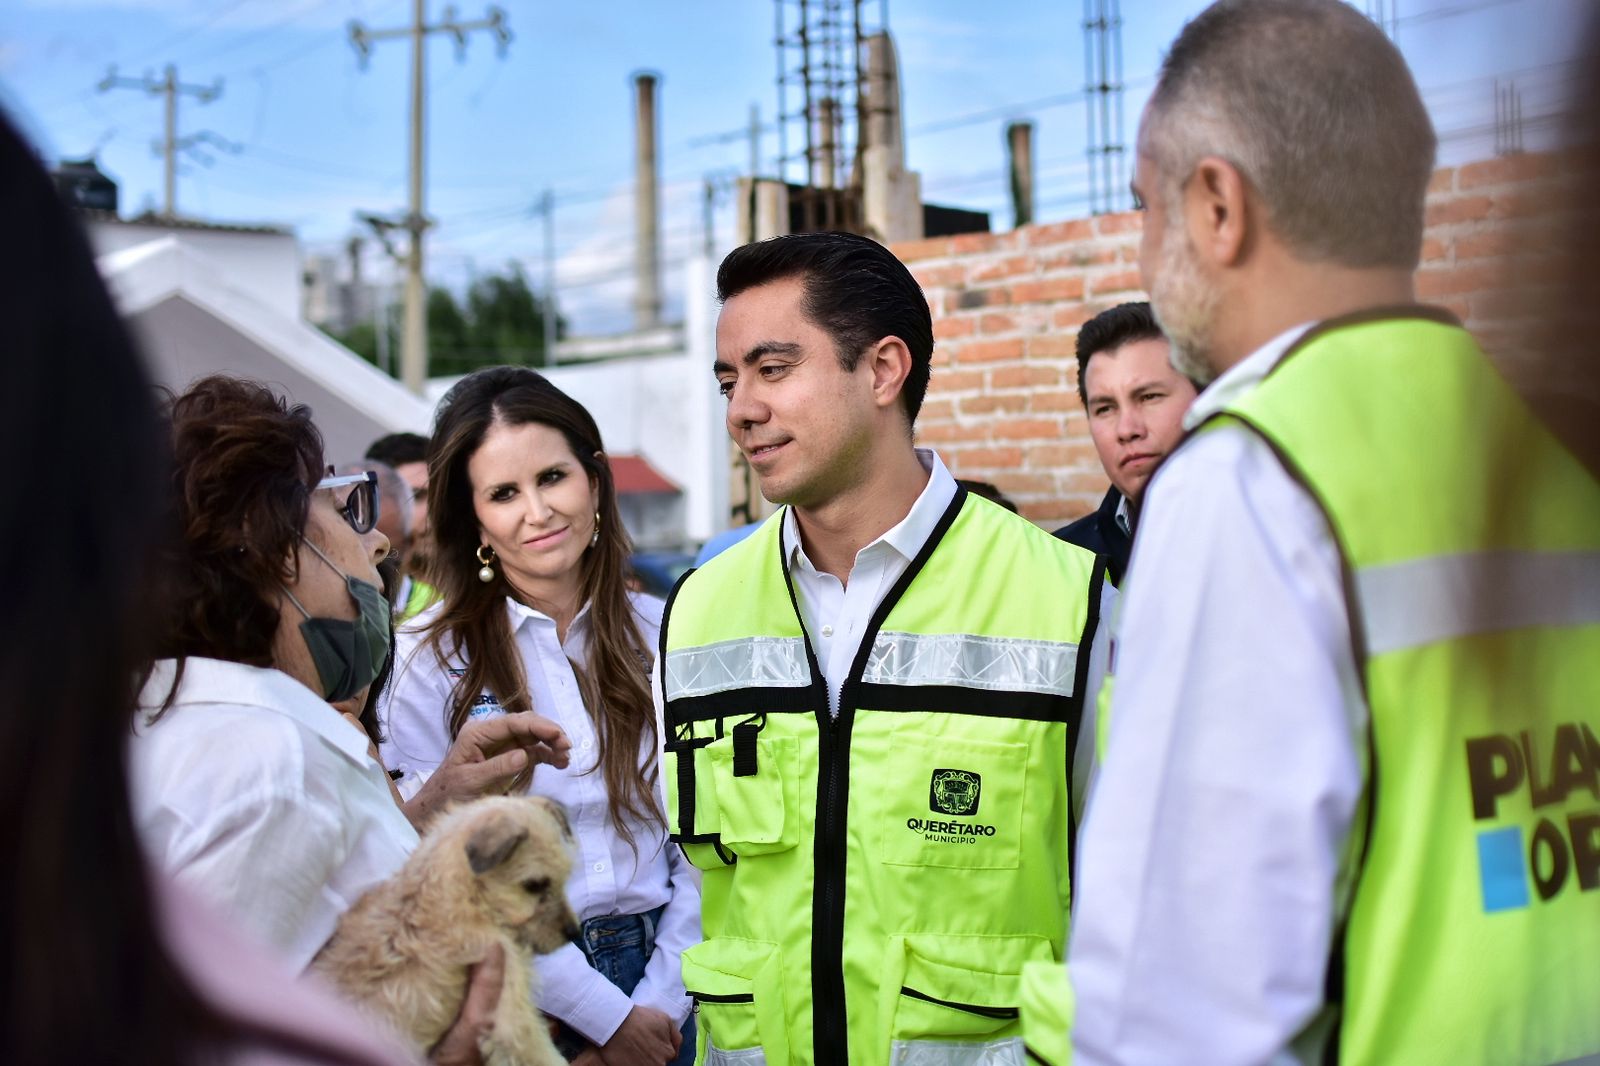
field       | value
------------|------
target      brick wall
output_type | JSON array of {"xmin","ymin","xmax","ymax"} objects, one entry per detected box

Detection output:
[{"xmin": 892, "ymin": 148, "xmax": 1580, "ymax": 529}]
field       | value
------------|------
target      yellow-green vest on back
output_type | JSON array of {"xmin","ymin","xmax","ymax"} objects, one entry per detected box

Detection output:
[
  {"xmin": 661, "ymin": 490, "xmax": 1105, "ymax": 1066},
  {"xmin": 1204, "ymin": 311, "xmax": 1600, "ymax": 1065}
]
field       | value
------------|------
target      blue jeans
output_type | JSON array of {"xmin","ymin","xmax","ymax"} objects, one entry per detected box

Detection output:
[{"xmin": 553, "ymin": 905, "xmax": 697, "ymax": 1066}]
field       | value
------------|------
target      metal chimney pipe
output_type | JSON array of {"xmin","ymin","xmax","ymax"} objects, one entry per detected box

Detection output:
[
  {"xmin": 813, "ymin": 96, "xmax": 838, "ymax": 190},
  {"xmin": 1006, "ymin": 120, "xmax": 1036, "ymax": 228},
  {"xmin": 632, "ymin": 71, "xmax": 662, "ymax": 331}
]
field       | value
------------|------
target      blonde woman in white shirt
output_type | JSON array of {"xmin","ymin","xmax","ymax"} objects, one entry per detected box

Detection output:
[{"xmin": 382, "ymin": 367, "xmax": 699, "ymax": 1066}]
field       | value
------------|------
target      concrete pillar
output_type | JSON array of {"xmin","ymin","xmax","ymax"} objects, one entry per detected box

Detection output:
[{"xmin": 633, "ymin": 71, "xmax": 662, "ymax": 331}]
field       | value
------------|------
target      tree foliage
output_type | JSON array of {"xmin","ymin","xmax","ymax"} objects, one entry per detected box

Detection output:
[{"xmin": 328, "ymin": 262, "xmax": 563, "ymax": 378}]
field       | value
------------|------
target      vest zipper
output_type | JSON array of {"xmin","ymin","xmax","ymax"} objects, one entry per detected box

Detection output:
[
  {"xmin": 812, "ymin": 703, "xmax": 851, "ymax": 1064},
  {"xmin": 899, "ymin": 986, "xmax": 1020, "ymax": 1020}
]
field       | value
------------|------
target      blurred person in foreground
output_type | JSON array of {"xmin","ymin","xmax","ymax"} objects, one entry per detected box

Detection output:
[
  {"xmin": 0, "ymin": 110, "xmax": 487, "ymax": 1065},
  {"xmin": 382, "ymin": 367, "xmax": 699, "ymax": 1066},
  {"xmin": 131, "ymin": 374, "xmax": 573, "ymax": 977},
  {"xmin": 368, "ymin": 431, "xmax": 438, "ymax": 618},
  {"xmin": 1043, "ymin": 2, "xmax": 1600, "ymax": 1065},
  {"xmin": 1052, "ymin": 301, "xmax": 1197, "ymax": 585}
]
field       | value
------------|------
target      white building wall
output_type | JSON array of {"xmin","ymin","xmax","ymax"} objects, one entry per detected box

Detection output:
[{"xmin": 86, "ymin": 219, "xmax": 303, "ymax": 321}]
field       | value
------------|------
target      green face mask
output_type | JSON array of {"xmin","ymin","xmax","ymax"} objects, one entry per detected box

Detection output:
[{"xmin": 282, "ymin": 537, "xmax": 392, "ymax": 703}]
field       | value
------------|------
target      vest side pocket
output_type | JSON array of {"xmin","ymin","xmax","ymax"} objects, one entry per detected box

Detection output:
[
  {"xmin": 681, "ymin": 938, "xmax": 790, "ymax": 1066},
  {"xmin": 879, "ymin": 934, "xmax": 1047, "ymax": 1065},
  {"xmin": 707, "ymin": 735, "xmax": 799, "ymax": 856}
]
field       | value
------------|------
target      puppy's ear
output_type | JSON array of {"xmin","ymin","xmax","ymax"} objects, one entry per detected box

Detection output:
[
  {"xmin": 465, "ymin": 816, "xmax": 528, "ymax": 875},
  {"xmin": 540, "ymin": 798, "xmax": 574, "ymax": 841}
]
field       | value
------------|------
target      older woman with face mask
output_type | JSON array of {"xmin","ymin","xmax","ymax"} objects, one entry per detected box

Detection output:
[{"xmin": 129, "ymin": 376, "xmax": 573, "ymax": 980}]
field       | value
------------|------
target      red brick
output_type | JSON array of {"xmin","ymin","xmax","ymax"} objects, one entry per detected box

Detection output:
[
  {"xmin": 1094, "ymin": 211, "xmax": 1143, "ymax": 235},
  {"xmin": 950, "ymin": 446, "xmax": 1024, "ymax": 469},
  {"xmin": 979, "ymin": 312, "xmax": 1021, "ymax": 335},
  {"xmin": 954, "ymin": 338, "xmax": 1026, "ymax": 364},
  {"xmin": 969, "ymin": 255, "xmax": 1037, "ymax": 283},
  {"xmin": 992, "ymin": 417, "xmax": 1063, "ymax": 440},
  {"xmin": 1420, "ymin": 237, "xmax": 1449, "ymax": 263},
  {"xmin": 952, "ymin": 231, "xmax": 1004, "ymax": 255},
  {"xmin": 893, "ymin": 236, "xmax": 953, "ymax": 262},
  {"xmin": 1088, "ymin": 269, "xmax": 1143, "ymax": 297},
  {"xmin": 1458, "ymin": 154, "xmax": 1561, "ymax": 190},
  {"xmin": 1025, "ymin": 443, "xmax": 1081, "ymax": 467},
  {"xmin": 918, "ymin": 398, "xmax": 955, "ymax": 422},
  {"xmin": 911, "ymin": 263, "xmax": 966, "ymax": 289},
  {"xmin": 1426, "ymin": 167, "xmax": 1457, "ymax": 196},
  {"xmin": 1026, "ymin": 334, "xmax": 1077, "ymax": 359},
  {"xmin": 1052, "ymin": 304, "xmax": 1100, "ymax": 330},
  {"xmin": 990, "ymin": 365, "xmax": 1061, "ymax": 389},
  {"xmin": 1415, "ymin": 263, "xmax": 1500, "ymax": 299},
  {"xmin": 915, "ymin": 422, "xmax": 990, "ymax": 444},
  {"xmin": 1030, "ymin": 391, "xmax": 1082, "ymax": 413},
  {"xmin": 1021, "ymin": 500, "xmax": 1079, "ymax": 524},
  {"xmin": 928, "ymin": 368, "xmax": 985, "ymax": 393},
  {"xmin": 954, "ymin": 286, "xmax": 1012, "ymax": 310},
  {"xmin": 1039, "ymin": 244, "xmax": 1118, "ymax": 269},
  {"xmin": 1490, "ymin": 189, "xmax": 1558, "ymax": 221},
  {"xmin": 1010, "ymin": 277, "xmax": 1087, "ymax": 304},
  {"xmin": 990, "ymin": 471, "xmax": 1058, "ymax": 495},
  {"xmin": 960, "ymin": 394, "xmax": 1028, "ymax": 416},
  {"xmin": 1027, "ymin": 218, "xmax": 1095, "ymax": 245},
  {"xmin": 1425, "ymin": 196, "xmax": 1493, "ymax": 227},
  {"xmin": 933, "ymin": 315, "xmax": 977, "ymax": 340}
]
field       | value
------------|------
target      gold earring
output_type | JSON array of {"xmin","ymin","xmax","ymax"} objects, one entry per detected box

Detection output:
[
  {"xmin": 476, "ymin": 544, "xmax": 496, "ymax": 583},
  {"xmin": 590, "ymin": 511, "xmax": 601, "ymax": 548}
]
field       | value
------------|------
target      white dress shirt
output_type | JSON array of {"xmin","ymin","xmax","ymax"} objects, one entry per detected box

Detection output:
[
  {"xmin": 1069, "ymin": 323, "xmax": 1370, "ymax": 1066},
  {"xmin": 783, "ymin": 448, "xmax": 1112, "ymax": 815},
  {"xmin": 130, "ymin": 657, "xmax": 421, "ymax": 972},
  {"xmin": 381, "ymin": 591, "xmax": 699, "ymax": 1046}
]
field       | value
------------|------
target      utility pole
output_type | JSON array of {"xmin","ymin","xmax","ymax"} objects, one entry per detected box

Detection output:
[
  {"xmin": 97, "ymin": 64, "xmax": 222, "ymax": 219},
  {"xmin": 537, "ymin": 189, "xmax": 557, "ymax": 366},
  {"xmin": 348, "ymin": 2, "xmax": 510, "ymax": 396}
]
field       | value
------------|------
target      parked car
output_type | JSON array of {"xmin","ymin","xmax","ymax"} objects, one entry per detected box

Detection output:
[{"xmin": 629, "ymin": 551, "xmax": 696, "ymax": 598}]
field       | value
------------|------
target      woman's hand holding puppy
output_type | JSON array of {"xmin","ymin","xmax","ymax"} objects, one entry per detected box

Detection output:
[
  {"xmin": 404, "ymin": 713, "xmax": 572, "ymax": 830},
  {"xmin": 427, "ymin": 943, "xmax": 507, "ymax": 1066}
]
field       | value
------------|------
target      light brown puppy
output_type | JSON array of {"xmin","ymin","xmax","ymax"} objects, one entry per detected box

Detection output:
[{"xmin": 313, "ymin": 795, "xmax": 579, "ymax": 1066}]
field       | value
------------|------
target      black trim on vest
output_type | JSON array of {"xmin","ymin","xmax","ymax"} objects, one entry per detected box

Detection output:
[
  {"xmin": 1190, "ymin": 404, "xmax": 1378, "ymax": 1066},
  {"xmin": 855, "ymin": 682, "xmax": 1075, "ymax": 722},
  {"xmin": 1066, "ymin": 552, "xmax": 1108, "ymax": 888},
  {"xmin": 664, "ymin": 686, "xmax": 817, "ymax": 723},
  {"xmin": 810, "ymin": 486, "xmax": 970, "ymax": 1066},
  {"xmin": 658, "ymin": 564, "xmax": 698, "ymax": 739}
]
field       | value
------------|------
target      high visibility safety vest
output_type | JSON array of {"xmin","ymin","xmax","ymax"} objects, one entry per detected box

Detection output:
[
  {"xmin": 1197, "ymin": 309, "xmax": 1600, "ymax": 1064},
  {"xmin": 660, "ymin": 488, "xmax": 1106, "ymax": 1066}
]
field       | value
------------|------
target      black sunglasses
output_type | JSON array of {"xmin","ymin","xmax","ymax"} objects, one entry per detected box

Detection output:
[{"xmin": 317, "ymin": 471, "xmax": 380, "ymax": 535}]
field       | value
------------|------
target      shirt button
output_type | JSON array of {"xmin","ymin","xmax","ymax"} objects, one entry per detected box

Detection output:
[
  {"xmin": 821, "ymin": 625, "xmax": 834, "ymax": 638},
  {"xmin": 593, "ymin": 861, "xmax": 606, "ymax": 873},
  {"xmin": 581, "ymin": 738, "xmax": 594, "ymax": 750}
]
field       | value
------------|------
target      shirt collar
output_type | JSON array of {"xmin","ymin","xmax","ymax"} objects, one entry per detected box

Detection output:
[
  {"xmin": 1182, "ymin": 322, "xmax": 1318, "ymax": 431},
  {"xmin": 1114, "ymin": 493, "xmax": 1133, "ymax": 538},
  {"xmin": 137, "ymin": 657, "xmax": 376, "ymax": 768},
  {"xmin": 783, "ymin": 448, "xmax": 959, "ymax": 575},
  {"xmin": 505, "ymin": 595, "xmax": 590, "ymax": 647}
]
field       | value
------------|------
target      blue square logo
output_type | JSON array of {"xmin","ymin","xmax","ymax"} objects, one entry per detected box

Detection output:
[{"xmin": 1476, "ymin": 826, "xmax": 1529, "ymax": 912}]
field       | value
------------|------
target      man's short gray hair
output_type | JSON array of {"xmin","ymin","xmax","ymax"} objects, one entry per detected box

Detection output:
[{"xmin": 1142, "ymin": 0, "xmax": 1436, "ymax": 270}]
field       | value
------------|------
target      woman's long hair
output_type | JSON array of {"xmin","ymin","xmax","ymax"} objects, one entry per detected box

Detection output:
[
  {"xmin": 0, "ymin": 114, "xmax": 230, "ymax": 1065},
  {"xmin": 423, "ymin": 367, "xmax": 661, "ymax": 849}
]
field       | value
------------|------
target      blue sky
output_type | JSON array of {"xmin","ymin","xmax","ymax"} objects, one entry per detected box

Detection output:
[{"xmin": 3, "ymin": 0, "xmax": 1589, "ymax": 333}]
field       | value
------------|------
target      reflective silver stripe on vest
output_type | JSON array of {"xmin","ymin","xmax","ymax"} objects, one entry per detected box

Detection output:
[
  {"xmin": 1357, "ymin": 549, "xmax": 1600, "ymax": 656},
  {"xmin": 665, "ymin": 636, "xmax": 811, "ymax": 700},
  {"xmin": 889, "ymin": 1036, "xmax": 1026, "ymax": 1065},
  {"xmin": 705, "ymin": 1043, "xmax": 767, "ymax": 1066},
  {"xmin": 864, "ymin": 632, "xmax": 1079, "ymax": 696}
]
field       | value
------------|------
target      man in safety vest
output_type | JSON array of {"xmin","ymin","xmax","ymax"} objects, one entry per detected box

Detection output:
[
  {"xmin": 658, "ymin": 231, "xmax": 1111, "ymax": 1065},
  {"xmin": 1051, "ymin": 2, "xmax": 1600, "ymax": 1064}
]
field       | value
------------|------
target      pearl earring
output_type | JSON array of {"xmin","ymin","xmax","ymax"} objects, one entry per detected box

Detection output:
[
  {"xmin": 476, "ymin": 544, "xmax": 496, "ymax": 583},
  {"xmin": 590, "ymin": 512, "xmax": 601, "ymax": 548}
]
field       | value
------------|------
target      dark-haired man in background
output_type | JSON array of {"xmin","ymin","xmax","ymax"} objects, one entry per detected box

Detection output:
[
  {"xmin": 1054, "ymin": 301, "xmax": 1197, "ymax": 585},
  {"xmin": 656, "ymin": 231, "xmax": 1110, "ymax": 1065},
  {"xmin": 365, "ymin": 431, "xmax": 436, "ymax": 619}
]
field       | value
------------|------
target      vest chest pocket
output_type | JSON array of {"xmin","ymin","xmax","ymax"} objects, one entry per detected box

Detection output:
[
  {"xmin": 707, "ymin": 733, "xmax": 799, "ymax": 856},
  {"xmin": 663, "ymin": 736, "xmax": 729, "ymax": 870},
  {"xmin": 878, "ymin": 733, "xmax": 1027, "ymax": 870}
]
